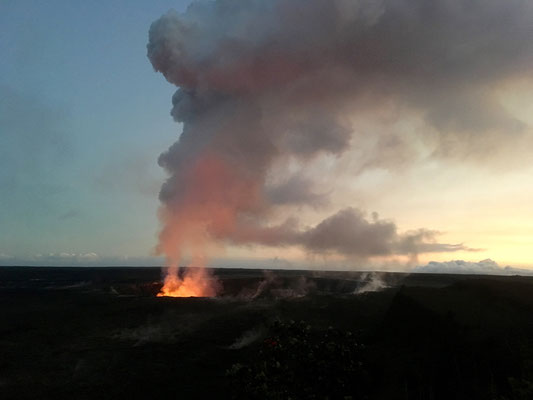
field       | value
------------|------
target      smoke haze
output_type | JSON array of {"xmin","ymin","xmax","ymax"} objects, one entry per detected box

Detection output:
[{"xmin": 147, "ymin": 0, "xmax": 533, "ymax": 290}]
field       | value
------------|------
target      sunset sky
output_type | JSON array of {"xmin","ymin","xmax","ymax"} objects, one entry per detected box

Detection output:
[{"xmin": 1, "ymin": 0, "xmax": 532, "ymax": 272}]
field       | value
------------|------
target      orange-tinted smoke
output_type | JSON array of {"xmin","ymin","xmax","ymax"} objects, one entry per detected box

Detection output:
[{"xmin": 156, "ymin": 153, "xmax": 263, "ymax": 297}]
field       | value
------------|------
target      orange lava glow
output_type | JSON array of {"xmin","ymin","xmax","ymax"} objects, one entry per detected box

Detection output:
[{"xmin": 157, "ymin": 266, "xmax": 219, "ymax": 297}]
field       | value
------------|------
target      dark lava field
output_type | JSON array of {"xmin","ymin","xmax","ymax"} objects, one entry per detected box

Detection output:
[{"xmin": 1, "ymin": 267, "xmax": 533, "ymax": 399}]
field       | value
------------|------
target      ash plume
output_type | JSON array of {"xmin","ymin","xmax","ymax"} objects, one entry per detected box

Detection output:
[{"xmin": 147, "ymin": 0, "xmax": 533, "ymax": 290}]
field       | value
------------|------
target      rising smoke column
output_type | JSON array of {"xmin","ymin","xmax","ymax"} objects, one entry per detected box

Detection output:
[
  {"xmin": 148, "ymin": 0, "xmax": 533, "ymax": 296},
  {"xmin": 154, "ymin": 94, "xmax": 271, "ymax": 296}
]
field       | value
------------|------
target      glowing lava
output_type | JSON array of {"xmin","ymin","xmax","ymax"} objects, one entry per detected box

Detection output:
[
  {"xmin": 157, "ymin": 266, "xmax": 219, "ymax": 297},
  {"xmin": 155, "ymin": 155, "xmax": 258, "ymax": 298}
]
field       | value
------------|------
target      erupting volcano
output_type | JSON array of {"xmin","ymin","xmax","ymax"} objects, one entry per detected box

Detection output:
[
  {"xmin": 147, "ymin": 0, "xmax": 532, "ymax": 296},
  {"xmin": 154, "ymin": 153, "xmax": 260, "ymax": 297}
]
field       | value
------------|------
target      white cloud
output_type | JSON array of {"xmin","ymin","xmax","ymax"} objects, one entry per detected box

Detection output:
[
  {"xmin": 0, "ymin": 253, "xmax": 166, "ymax": 267},
  {"xmin": 0, "ymin": 253, "xmax": 14, "ymax": 260},
  {"xmin": 414, "ymin": 259, "xmax": 533, "ymax": 276},
  {"xmin": 33, "ymin": 252, "xmax": 101, "ymax": 264}
]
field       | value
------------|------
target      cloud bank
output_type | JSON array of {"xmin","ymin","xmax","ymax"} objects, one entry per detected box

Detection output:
[
  {"xmin": 0, "ymin": 253, "xmax": 166, "ymax": 267},
  {"xmin": 414, "ymin": 259, "xmax": 533, "ymax": 276}
]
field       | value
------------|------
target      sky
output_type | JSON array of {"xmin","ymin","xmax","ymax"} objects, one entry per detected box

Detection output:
[{"xmin": 1, "ymin": 0, "xmax": 533, "ymax": 273}]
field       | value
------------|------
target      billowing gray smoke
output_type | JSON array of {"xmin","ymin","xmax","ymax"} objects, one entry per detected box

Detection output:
[{"xmin": 147, "ymin": 0, "xmax": 533, "ymax": 269}]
